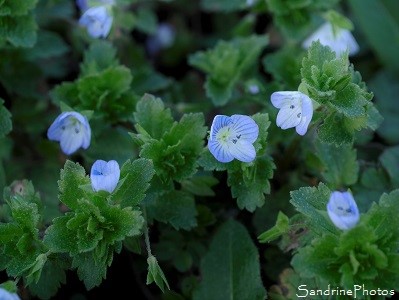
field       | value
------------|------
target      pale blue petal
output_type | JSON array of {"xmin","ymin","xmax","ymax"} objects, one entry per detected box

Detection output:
[
  {"xmin": 91, "ymin": 160, "xmax": 120, "ymax": 193},
  {"xmin": 79, "ymin": 6, "xmax": 112, "ymax": 38},
  {"xmin": 230, "ymin": 115, "xmax": 259, "ymax": 143},
  {"xmin": 271, "ymin": 91, "xmax": 301, "ymax": 109},
  {"xmin": 0, "ymin": 288, "xmax": 21, "ymax": 300},
  {"xmin": 47, "ymin": 112, "xmax": 70, "ymax": 141},
  {"xmin": 209, "ymin": 115, "xmax": 232, "ymax": 140},
  {"xmin": 60, "ymin": 129, "xmax": 85, "ymax": 155},
  {"xmin": 276, "ymin": 106, "xmax": 301, "ymax": 130},
  {"xmin": 228, "ymin": 140, "xmax": 256, "ymax": 163},
  {"xmin": 327, "ymin": 191, "xmax": 359, "ymax": 230},
  {"xmin": 340, "ymin": 30, "xmax": 359, "ymax": 56},
  {"xmin": 208, "ymin": 139, "xmax": 234, "ymax": 163},
  {"xmin": 295, "ymin": 94, "xmax": 313, "ymax": 135}
]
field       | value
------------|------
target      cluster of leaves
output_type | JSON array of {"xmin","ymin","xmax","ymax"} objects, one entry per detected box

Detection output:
[
  {"xmin": 300, "ymin": 41, "xmax": 383, "ymax": 145},
  {"xmin": 131, "ymin": 94, "xmax": 207, "ymax": 230},
  {"xmin": 291, "ymin": 189, "xmax": 399, "ymax": 291},
  {"xmin": 51, "ymin": 41, "xmax": 138, "ymax": 123},
  {"xmin": 189, "ymin": 35, "xmax": 268, "ymax": 106},
  {"xmin": 0, "ymin": 0, "xmax": 38, "ymax": 47}
]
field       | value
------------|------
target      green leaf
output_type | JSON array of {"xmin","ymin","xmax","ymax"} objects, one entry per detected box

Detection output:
[
  {"xmin": 147, "ymin": 190, "xmax": 197, "ymax": 230},
  {"xmin": 146, "ymin": 255, "xmax": 170, "ymax": 292},
  {"xmin": 58, "ymin": 161, "xmax": 90, "ymax": 210},
  {"xmin": 379, "ymin": 146, "xmax": 399, "ymax": 188},
  {"xmin": 369, "ymin": 71, "xmax": 399, "ymax": 144},
  {"xmin": 72, "ymin": 251, "xmax": 108, "ymax": 289},
  {"xmin": 193, "ymin": 219, "xmax": 266, "ymax": 300},
  {"xmin": 349, "ymin": 0, "xmax": 399, "ymax": 72},
  {"xmin": 318, "ymin": 112, "xmax": 354, "ymax": 145},
  {"xmin": 80, "ymin": 40, "xmax": 119, "ymax": 76},
  {"xmin": 0, "ymin": 15, "xmax": 37, "ymax": 47},
  {"xmin": 228, "ymin": 156, "xmax": 275, "ymax": 212},
  {"xmin": 258, "ymin": 212, "xmax": 290, "ymax": 243},
  {"xmin": 0, "ymin": 0, "xmax": 37, "ymax": 16},
  {"xmin": 111, "ymin": 158, "xmax": 155, "ymax": 207},
  {"xmin": 315, "ymin": 140, "xmax": 359, "ymax": 188},
  {"xmin": 181, "ymin": 175, "xmax": 218, "ymax": 197},
  {"xmin": 134, "ymin": 94, "xmax": 174, "ymax": 140},
  {"xmin": 28, "ymin": 256, "xmax": 68, "ymax": 300},
  {"xmin": 189, "ymin": 35, "xmax": 268, "ymax": 106},
  {"xmin": 0, "ymin": 99, "xmax": 12, "ymax": 137},
  {"xmin": 290, "ymin": 182, "xmax": 337, "ymax": 235}
]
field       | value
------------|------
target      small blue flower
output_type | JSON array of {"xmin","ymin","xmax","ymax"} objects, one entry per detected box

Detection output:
[
  {"xmin": 208, "ymin": 115, "xmax": 259, "ymax": 163},
  {"xmin": 47, "ymin": 112, "xmax": 91, "ymax": 155},
  {"xmin": 0, "ymin": 288, "xmax": 20, "ymax": 300},
  {"xmin": 327, "ymin": 191, "xmax": 360, "ymax": 230},
  {"xmin": 271, "ymin": 91, "xmax": 313, "ymax": 136},
  {"xmin": 79, "ymin": 6, "xmax": 113, "ymax": 38},
  {"xmin": 302, "ymin": 23, "xmax": 359, "ymax": 57},
  {"xmin": 90, "ymin": 160, "xmax": 120, "ymax": 193},
  {"xmin": 146, "ymin": 23, "xmax": 176, "ymax": 56}
]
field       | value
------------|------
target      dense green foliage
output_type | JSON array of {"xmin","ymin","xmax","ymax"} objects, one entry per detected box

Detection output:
[{"xmin": 1, "ymin": 0, "xmax": 399, "ymax": 299}]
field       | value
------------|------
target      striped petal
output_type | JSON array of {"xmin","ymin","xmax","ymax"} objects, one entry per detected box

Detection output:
[
  {"xmin": 90, "ymin": 160, "xmax": 120, "ymax": 193},
  {"xmin": 228, "ymin": 140, "xmax": 256, "ymax": 163},
  {"xmin": 230, "ymin": 115, "xmax": 259, "ymax": 143},
  {"xmin": 208, "ymin": 139, "xmax": 234, "ymax": 163}
]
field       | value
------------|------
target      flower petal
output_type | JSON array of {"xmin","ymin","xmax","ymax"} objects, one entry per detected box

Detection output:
[
  {"xmin": 91, "ymin": 160, "xmax": 120, "ymax": 193},
  {"xmin": 228, "ymin": 140, "xmax": 256, "ymax": 163},
  {"xmin": 208, "ymin": 139, "xmax": 234, "ymax": 163},
  {"xmin": 209, "ymin": 115, "xmax": 232, "ymax": 140},
  {"xmin": 276, "ymin": 105, "xmax": 302, "ymax": 130},
  {"xmin": 60, "ymin": 129, "xmax": 85, "ymax": 155},
  {"xmin": 271, "ymin": 91, "xmax": 301, "ymax": 109},
  {"xmin": 327, "ymin": 191, "xmax": 359, "ymax": 230},
  {"xmin": 295, "ymin": 94, "xmax": 313, "ymax": 135},
  {"xmin": 230, "ymin": 115, "xmax": 259, "ymax": 143}
]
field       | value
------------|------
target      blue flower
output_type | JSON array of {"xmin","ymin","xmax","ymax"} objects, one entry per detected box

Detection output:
[
  {"xmin": 327, "ymin": 191, "xmax": 360, "ymax": 230},
  {"xmin": 90, "ymin": 160, "xmax": 120, "ymax": 193},
  {"xmin": 76, "ymin": 0, "xmax": 88, "ymax": 11},
  {"xmin": 47, "ymin": 112, "xmax": 91, "ymax": 155},
  {"xmin": 146, "ymin": 23, "xmax": 176, "ymax": 56},
  {"xmin": 79, "ymin": 6, "xmax": 113, "ymax": 38},
  {"xmin": 302, "ymin": 23, "xmax": 359, "ymax": 57},
  {"xmin": 271, "ymin": 91, "xmax": 313, "ymax": 136},
  {"xmin": 0, "ymin": 288, "xmax": 20, "ymax": 300},
  {"xmin": 208, "ymin": 115, "xmax": 259, "ymax": 163}
]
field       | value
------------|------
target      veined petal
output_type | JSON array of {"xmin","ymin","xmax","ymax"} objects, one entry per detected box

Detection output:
[
  {"xmin": 228, "ymin": 140, "xmax": 256, "ymax": 163},
  {"xmin": 276, "ymin": 105, "xmax": 302, "ymax": 130},
  {"xmin": 208, "ymin": 139, "xmax": 234, "ymax": 163},
  {"xmin": 271, "ymin": 91, "xmax": 301, "ymax": 109},
  {"xmin": 295, "ymin": 94, "xmax": 313, "ymax": 135},
  {"xmin": 60, "ymin": 129, "xmax": 85, "ymax": 155},
  {"xmin": 209, "ymin": 115, "xmax": 232, "ymax": 140},
  {"xmin": 230, "ymin": 115, "xmax": 259, "ymax": 143},
  {"xmin": 91, "ymin": 160, "xmax": 120, "ymax": 193}
]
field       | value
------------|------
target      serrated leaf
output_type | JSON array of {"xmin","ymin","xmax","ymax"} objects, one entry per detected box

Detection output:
[
  {"xmin": 318, "ymin": 112, "xmax": 354, "ymax": 145},
  {"xmin": 315, "ymin": 140, "xmax": 359, "ymax": 187},
  {"xmin": 146, "ymin": 255, "xmax": 170, "ymax": 292},
  {"xmin": 80, "ymin": 40, "xmax": 119, "ymax": 76},
  {"xmin": 58, "ymin": 161, "xmax": 90, "ymax": 210},
  {"xmin": 147, "ymin": 190, "xmax": 197, "ymax": 230},
  {"xmin": 134, "ymin": 94, "xmax": 174, "ymax": 140},
  {"xmin": 189, "ymin": 35, "xmax": 268, "ymax": 106},
  {"xmin": 290, "ymin": 182, "xmax": 337, "ymax": 235},
  {"xmin": 111, "ymin": 158, "xmax": 155, "ymax": 207},
  {"xmin": 228, "ymin": 156, "xmax": 275, "ymax": 212},
  {"xmin": 181, "ymin": 175, "xmax": 218, "ymax": 197},
  {"xmin": 193, "ymin": 219, "xmax": 266, "ymax": 300},
  {"xmin": 28, "ymin": 256, "xmax": 68, "ymax": 300}
]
